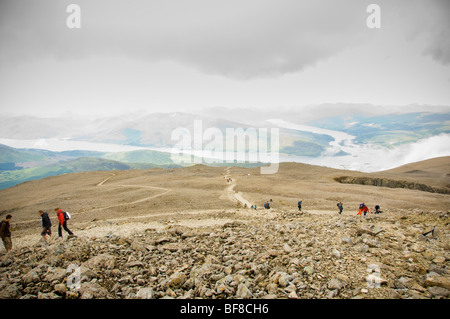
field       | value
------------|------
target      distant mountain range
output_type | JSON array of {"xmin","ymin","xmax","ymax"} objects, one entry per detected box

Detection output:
[{"xmin": 0, "ymin": 107, "xmax": 449, "ymax": 188}]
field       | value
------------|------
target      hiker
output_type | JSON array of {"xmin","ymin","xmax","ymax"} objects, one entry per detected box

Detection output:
[
  {"xmin": 55, "ymin": 207, "xmax": 74, "ymax": 238},
  {"xmin": 298, "ymin": 200, "xmax": 302, "ymax": 211},
  {"xmin": 357, "ymin": 203, "xmax": 363, "ymax": 216},
  {"xmin": 39, "ymin": 210, "xmax": 52, "ymax": 242},
  {"xmin": 374, "ymin": 205, "xmax": 381, "ymax": 214},
  {"xmin": 337, "ymin": 202, "xmax": 343, "ymax": 214},
  {"xmin": 0, "ymin": 214, "xmax": 12, "ymax": 252},
  {"xmin": 264, "ymin": 202, "xmax": 270, "ymax": 209},
  {"xmin": 362, "ymin": 203, "xmax": 369, "ymax": 216}
]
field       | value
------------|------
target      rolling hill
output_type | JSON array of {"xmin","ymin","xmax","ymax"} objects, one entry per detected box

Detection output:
[{"xmin": 0, "ymin": 157, "xmax": 175, "ymax": 190}]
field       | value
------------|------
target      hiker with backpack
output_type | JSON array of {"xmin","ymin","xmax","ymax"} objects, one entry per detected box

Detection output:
[
  {"xmin": 337, "ymin": 202, "xmax": 343, "ymax": 214},
  {"xmin": 0, "ymin": 214, "xmax": 13, "ymax": 252},
  {"xmin": 362, "ymin": 203, "xmax": 369, "ymax": 216},
  {"xmin": 298, "ymin": 200, "xmax": 302, "ymax": 211},
  {"xmin": 357, "ymin": 203, "xmax": 369, "ymax": 217},
  {"xmin": 357, "ymin": 203, "xmax": 364, "ymax": 216},
  {"xmin": 55, "ymin": 207, "xmax": 75, "ymax": 238},
  {"xmin": 374, "ymin": 205, "xmax": 381, "ymax": 214},
  {"xmin": 39, "ymin": 210, "xmax": 52, "ymax": 242}
]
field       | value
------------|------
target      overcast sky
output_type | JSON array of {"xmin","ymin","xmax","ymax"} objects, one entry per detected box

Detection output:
[{"xmin": 0, "ymin": 0, "xmax": 449, "ymax": 117}]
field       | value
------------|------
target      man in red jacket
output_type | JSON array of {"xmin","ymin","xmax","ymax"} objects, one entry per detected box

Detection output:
[{"xmin": 54, "ymin": 207, "xmax": 75, "ymax": 238}]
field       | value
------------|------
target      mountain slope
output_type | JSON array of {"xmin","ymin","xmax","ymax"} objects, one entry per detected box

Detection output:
[
  {"xmin": 0, "ymin": 144, "xmax": 46, "ymax": 165},
  {"xmin": 381, "ymin": 156, "xmax": 450, "ymax": 176}
]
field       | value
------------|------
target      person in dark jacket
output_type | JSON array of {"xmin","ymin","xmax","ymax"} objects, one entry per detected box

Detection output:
[
  {"xmin": 39, "ymin": 210, "xmax": 52, "ymax": 242},
  {"xmin": 54, "ymin": 207, "xmax": 74, "ymax": 238},
  {"xmin": 0, "ymin": 214, "xmax": 13, "ymax": 252},
  {"xmin": 337, "ymin": 202, "xmax": 343, "ymax": 214}
]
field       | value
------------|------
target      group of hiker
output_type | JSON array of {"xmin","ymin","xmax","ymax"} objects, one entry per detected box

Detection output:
[
  {"xmin": 2, "ymin": 197, "xmax": 387, "ymax": 253},
  {"xmin": 39, "ymin": 208, "xmax": 75, "ymax": 241},
  {"xmin": 246, "ymin": 199, "xmax": 381, "ymax": 217},
  {"xmin": 357, "ymin": 203, "xmax": 382, "ymax": 216},
  {"xmin": 336, "ymin": 202, "xmax": 382, "ymax": 216},
  {"xmin": 249, "ymin": 199, "xmax": 272, "ymax": 210},
  {"xmin": 0, "ymin": 207, "xmax": 75, "ymax": 253},
  {"xmin": 264, "ymin": 199, "xmax": 273, "ymax": 209}
]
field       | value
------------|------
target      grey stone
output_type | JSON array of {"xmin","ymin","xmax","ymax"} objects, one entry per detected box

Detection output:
[
  {"xmin": 136, "ymin": 287, "xmax": 154, "ymax": 299},
  {"xmin": 236, "ymin": 283, "xmax": 253, "ymax": 299}
]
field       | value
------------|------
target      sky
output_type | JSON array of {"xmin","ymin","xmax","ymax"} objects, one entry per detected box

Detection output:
[{"xmin": 0, "ymin": 0, "xmax": 449, "ymax": 117}]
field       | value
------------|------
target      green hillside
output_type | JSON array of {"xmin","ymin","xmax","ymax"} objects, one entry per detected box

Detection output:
[
  {"xmin": 0, "ymin": 144, "xmax": 46, "ymax": 164},
  {"xmin": 102, "ymin": 149, "xmax": 175, "ymax": 165},
  {"xmin": 0, "ymin": 157, "xmax": 167, "ymax": 189}
]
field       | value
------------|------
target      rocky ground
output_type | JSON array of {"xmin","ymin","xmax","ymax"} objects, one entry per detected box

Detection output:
[{"xmin": 1, "ymin": 208, "xmax": 449, "ymax": 299}]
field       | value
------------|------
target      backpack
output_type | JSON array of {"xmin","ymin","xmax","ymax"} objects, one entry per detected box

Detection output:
[{"xmin": 64, "ymin": 211, "xmax": 71, "ymax": 221}]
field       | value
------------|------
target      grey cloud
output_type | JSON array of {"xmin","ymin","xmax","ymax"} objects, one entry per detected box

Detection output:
[
  {"xmin": 420, "ymin": 0, "xmax": 450, "ymax": 65},
  {"xmin": 1, "ymin": 0, "xmax": 449, "ymax": 79},
  {"xmin": 392, "ymin": 0, "xmax": 450, "ymax": 65},
  {"xmin": 0, "ymin": 0, "xmax": 368, "ymax": 79}
]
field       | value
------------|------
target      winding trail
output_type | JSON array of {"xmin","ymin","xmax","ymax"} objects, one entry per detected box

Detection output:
[
  {"xmin": 11, "ymin": 167, "xmax": 256, "ymax": 243},
  {"xmin": 13, "ymin": 173, "xmax": 173, "ymax": 226},
  {"xmin": 96, "ymin": 173, "xmax": 116, "ymax": 186},
  {"xmin": 221, "ymin": 167, "xmax": 253, "ymax": 208},
  {"xmin": 94, "ymin": 167, "xmax": 253, "ymax": 213},
  {"xmin": 88, "ymin": 177, "xmax": 172, "ymax": 213}
]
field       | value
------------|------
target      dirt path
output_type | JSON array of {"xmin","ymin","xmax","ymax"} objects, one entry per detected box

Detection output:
[
  {"xmin": 96, "ymin": 173, "xmax": 116, "ymax": 186},
  {"xmin": 221, "ymin": 167, "xmax": 253, "ymax": 208},
  {"xmin": 86, "ymin": 184, "xmax": 172, "ymax": 213},
  {"xmin": 12, "ymin": 173, "xmax": 173, "ymax": 227}
]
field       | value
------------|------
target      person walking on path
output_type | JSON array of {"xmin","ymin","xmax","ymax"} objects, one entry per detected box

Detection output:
[
  {"xmin": 374, "ymin": 205, "xmax": 381, "ymax": 214},
  {"xmin": 55, "ymin": 207, "xmax": 75, "ymax": 238},
  {"xmin": 0, "ymin": 214, "xmax": 13, "ymax": 252},
  {"xmin": 298, "ymin": 200, "xmax": 302, "ymax": 211},
  {"xmin": 337, "ymin": 202, "xmax": 343, "ymax": 214},
  {"xmin": 357, "ymin": 203, "xmax": 364, "ymax": 216},
  {"xmin": 362, "ymin": 204, "xmax": 369, "ymax": 217},
  {"xmin": 39, "ymin": 210, "xmax": 52, "ymax": 242}
]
